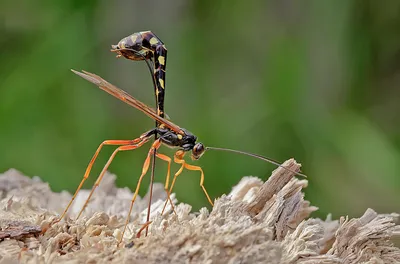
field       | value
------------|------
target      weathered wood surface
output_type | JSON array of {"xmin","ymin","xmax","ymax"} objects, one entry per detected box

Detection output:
[{"xmin": 0, "ymin": 159, "xmax": 399, "ymax": 263}]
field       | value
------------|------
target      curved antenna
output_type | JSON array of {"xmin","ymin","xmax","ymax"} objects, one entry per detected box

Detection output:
[{"xmin": 206, "ymin": 146, "xmax": 307, "ymax": 178}]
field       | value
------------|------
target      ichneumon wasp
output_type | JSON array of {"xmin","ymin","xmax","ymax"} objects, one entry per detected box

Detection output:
[
  {"xmin": 60, "ymin": 69, "xmax": 306, "ymax": 243},
  {"xmin": 56, "ymin": 32, "xmax": 172, "ymax": 234},
  {"xmin": 111, "ymin": 31, "xmax": 170, "ymax": 236}
]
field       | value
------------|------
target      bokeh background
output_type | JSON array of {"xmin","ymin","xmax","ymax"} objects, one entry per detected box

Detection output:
[{"xmin": 1, "ymin": 1, "xmax": 399, "ymax": 218}]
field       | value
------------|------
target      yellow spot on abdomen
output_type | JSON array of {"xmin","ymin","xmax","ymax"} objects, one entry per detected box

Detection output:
[
  {"xmin": 159, "ymin": 79, "xmax": 165, "ymax": 89},
  {"xmin": 149, "ymin": 37, "xmax": 159, "ymax": 45},
  {"xmin": 158, "ymin": 56, "xmax": 165, "ymax": 65},
  {"xmin": 177, "ymin": 134, "xmax": 183, "ymax": 140}
]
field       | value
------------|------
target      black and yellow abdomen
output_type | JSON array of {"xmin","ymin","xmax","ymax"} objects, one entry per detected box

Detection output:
[{"xmin": 112, "ymin": 31, "xmax": 167, "ymax": 119}]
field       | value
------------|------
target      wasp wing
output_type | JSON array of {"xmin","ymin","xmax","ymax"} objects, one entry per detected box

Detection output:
[{"xmin": 71, "ymin": 69, "xmax": 182, "ymax": 134}]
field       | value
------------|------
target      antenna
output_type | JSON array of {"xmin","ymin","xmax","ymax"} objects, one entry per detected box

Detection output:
[{"xmin": 206, "ymin": 146, "xmax": 307, "ymax": 177}]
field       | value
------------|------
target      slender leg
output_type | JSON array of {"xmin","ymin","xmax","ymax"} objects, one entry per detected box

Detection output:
[
  {"xmin": 163, "ymin": 151, "xmax": 214, "ymax": 208},
  {"xmin": 155, "ymin": 153, "xmax": 176, "ymax": 214},
  {"xmin": 120, "ymin": 139, "xmax": 162, "ymax": 243},
  {"xmin": 76, "ymin": 138, "xmax": 149, "ymax": 219},
  {"xmin": 161, "ymin": 161, "xmax": 184, "ymax": 215},
  {"xmin": 56, "ymin": 139, "xmax": 142, "ymax": 222},
  {"xmin": 169, "ymin": 158, "xmax": 185, "ymax": 194},
  {"xmin": 136, "ymin": 152, "xmax": 175, "ymax": 238},
  {"xmin": 156, "ymin": 153, "xmax": 171, "ymax": 190},
  {"xmin": 146, "ymin": 152, "xmax": 156, "ymax": 237},
  {"xmin": 181, "ymin": 162, "xmax": 214, "ymax": 206},
  {"xmin": 136, "ymin": 220, "xmax": 153, "ymax": 238}
]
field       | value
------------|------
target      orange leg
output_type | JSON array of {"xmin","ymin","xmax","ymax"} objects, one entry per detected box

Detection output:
[
  {"xmin": 136, "ymin": 221, "xmax": 153, "ymax": 238},
  {"xmin": 56, "ymin": 138, "xmax": 144, "ymax": 222},
  {"xmin": 120, "ymin": 139, "xmax": 162, "ymax": 243},
  {"xmin": 161, "ymin": 161, "xmax": 184, "ymax": 215},
  {"xmin": 154, "ymin": 153, "xmax": 176, "ymax": 214},
  {"xmin": 181, "ymin": 162, "xmax": 214, "ymax": 206},
  {"xmin": 76, "ymin": 139, "xmax": 149, "ymax": 219},
  {"xmin": 161, "ymin": 151, "xmax": 213, "ymax": 214},
  {"xmin": 156, "ymin": 153, "xmax": 171, "ymax": 190}
]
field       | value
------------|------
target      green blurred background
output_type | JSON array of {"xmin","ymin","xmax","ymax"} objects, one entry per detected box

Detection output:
[{"xmin": 1, "ymin": 1, "xmax": 399, "ymax": 218}]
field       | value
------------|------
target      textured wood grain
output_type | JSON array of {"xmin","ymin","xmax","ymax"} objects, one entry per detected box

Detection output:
[{"xmin": 0, "ymin": 160, "xmax": 399, "ymax": 264}]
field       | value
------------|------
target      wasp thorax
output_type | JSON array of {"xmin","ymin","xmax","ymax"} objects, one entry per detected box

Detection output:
[{"xmin": 192, "ymin": 143, "xmax": 205, "ymax": 160}]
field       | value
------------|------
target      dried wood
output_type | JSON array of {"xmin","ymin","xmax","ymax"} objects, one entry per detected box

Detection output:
[{"xmin": 0, "ymin": 159, "xmax": 398, "ymax": 264}]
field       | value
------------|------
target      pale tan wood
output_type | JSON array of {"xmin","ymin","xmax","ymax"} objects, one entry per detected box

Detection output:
[{"xmin": 0, "ymin": 161, "xmax": 398, "ymax": 264}]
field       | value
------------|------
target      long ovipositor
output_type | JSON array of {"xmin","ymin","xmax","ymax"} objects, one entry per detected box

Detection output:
[
  {"xmin": 61, "ymin": 69, "xmax": 307, "ymax": 244},
  {"xmin": 111, "ymin": 31, "xmax": 167, "ymax": 119}
]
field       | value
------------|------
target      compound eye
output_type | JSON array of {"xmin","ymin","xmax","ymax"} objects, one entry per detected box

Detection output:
[{"xmin": 192, "ymin": 143, "xmax": 205, "ymax": 160}]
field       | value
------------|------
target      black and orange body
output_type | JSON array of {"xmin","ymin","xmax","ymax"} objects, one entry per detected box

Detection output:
[
  {"xmin": 56, "ymin": 70, "xmax": 211, "ymax": 243},
  {"xmin": 111, "ymin": 31, "xmax": 167, "ymax": 119},
  {"xmin": 71, "ymin": 70, "xmax": 206, "ymax": 161},
  {"xmin": 58, "ymin": 68, "xmax": 305, "ymax": 243},
  {"xmin": 112, "ymin": 31, "xmax": 169, "ymax": 237}
]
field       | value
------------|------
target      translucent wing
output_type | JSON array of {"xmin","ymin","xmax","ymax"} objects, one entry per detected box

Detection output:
[{"xmin": 71, "ymin": 69, "xmax": 183, "ymax": 134}]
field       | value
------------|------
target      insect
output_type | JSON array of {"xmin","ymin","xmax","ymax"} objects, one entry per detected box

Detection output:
[
  {"xmin": 111, "ymin": 31, "xmax": 167, "ymax": 118},
  {"xmin": 55, "ymin": 32, "xmax": 172, "ymax": 238},
  {"xmin": 64, "ymin": 69, "xmax": 306, "ymax": 243},
  {"xmin": 111, "ymin": 31, "xmax": 170, "ymax": 235}
]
